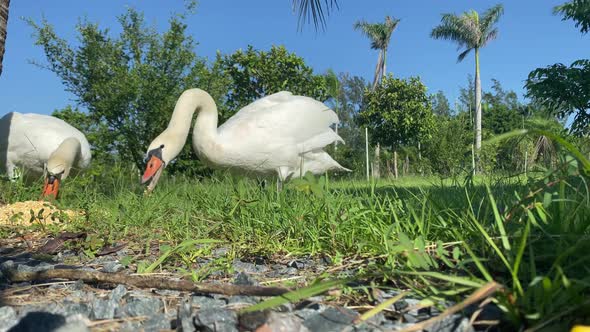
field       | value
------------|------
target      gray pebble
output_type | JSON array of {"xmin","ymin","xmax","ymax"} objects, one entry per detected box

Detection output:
[
  {"xmin": 63, "ymin": 302, "xmax": 91, "ymax": 318},
  {"xmin": 91, "ymin": 298, "xmax": 117, "ymax": 320},
  {"xmin": 143, "ymin": 313, "xmax": 172, "ymax": 332},
  {"xmin": 110, "ymin": 284, "xmax": 127, "ymax": 302},
  {"xmin": 191, "ymin": 296, "xmax": 226, "ymax": 308},
  {"xmin": 233, "ymin": 272, "xmax": 258, "ymax": 286},
  {"xmin": 102, "ymin": 261, "xmax": 124, "ymax": 273},
  {"xmin": 16, "ymin": 261, "xmax": 54, "ymax": 273},
  {"xmin": 262, "ymin": 312, "xmax": 309, "ymax": 332},
  {"xmin": 0, "ymin": 260, "xmax": 14, "ymax": 270},
  {"xmin": 125, "ymin": 297, "xmax": 162, "ymax": 317},
  {"xmin": 232, "ymin": 260, "xmax": 269, "ymax": 274},
  {"xmin": 425, "ymin": 314, "xmax": 474, "ymax": 332},
  {"xmin": 194, "ymin": 308, "xmax": 238, "ymax": 332},
  {"xmin": 177, "ymin": 299, "xmax": 194, "ymax": 332},
  {"xmin": 228, "ymin": 296, "xmax": 258, "ymax": 306},
  {"xmin": 302, "ymin": 307, "xmax": 357, "ymax": 332}
]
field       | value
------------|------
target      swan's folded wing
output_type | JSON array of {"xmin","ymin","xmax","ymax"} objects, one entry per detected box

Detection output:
[{"xmin": 218, "ymin": 94, "xmax": 340, "ymax": 152}]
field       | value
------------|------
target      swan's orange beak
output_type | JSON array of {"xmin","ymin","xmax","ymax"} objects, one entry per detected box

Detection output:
[
  {"xmin": 142, "ymin": 155, "xmax": 164, "ymax": 185},
  {"xmin": 41, "ymin": 175, "xmax": 60, "ymax": 199}
]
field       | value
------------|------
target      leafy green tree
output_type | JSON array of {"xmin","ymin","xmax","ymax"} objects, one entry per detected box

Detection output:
[
  {"xmin": 29, "ymin": 7, "xmax": 213, "ymax": 174},
  {"xmin": 525, "ymin": 1, "xmax": 589, "ymax": 136},
  {"xmin": 430, "ymin": 90, "xmax": 451, "ymax": 117},
  {"xmin": 220, "ymin": 45, "xmax": 328, "ymax": 120},
  {"xmin": 324, "ymin": 69, "xmax": 341, "ymax": 150},
  {"xmin": 431, "ymin": 4, "xmax": 504, "ymax": 167},
  {"xmin": 526, "ymin": 60, "xmax": 590, "ymax": 136},
  {"xmin": 554, "ymin": 0, "xmax": 590, "ymax": 33},
  {"xmin": 425, "ymin": 116, "xmax": 472, "ymax": 176},
  {"xmin": 354, "ymin": 16, "xmax": 400, "ymax": 90},
  {"xmin": 358, "ymin": 75, "xmax": 435, "ymax": 178},
  {"xmin": 0, "ymin": 0, "xmax": 9, "ymax": 76}
]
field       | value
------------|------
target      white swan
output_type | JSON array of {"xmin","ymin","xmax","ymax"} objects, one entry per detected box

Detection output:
[
  {"xmin": 141, "ymin": 88, "xmax": 350, "ymax": 190},
  {"xmin": 0, "ymin": 112, "xmax": 92, "ymax": 198}
]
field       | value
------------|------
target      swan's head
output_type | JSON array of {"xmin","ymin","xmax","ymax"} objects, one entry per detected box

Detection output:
[
  {"xmin": 42, "ymin": 138, "xmax": 79, "ymax": 199},
  {"xmin": 41, "ymin": 159, "xmax": 70, "ymax": 199},
  {"xmin": 142, "ymin": 133, "xmax": 182, "ymax": 190}
]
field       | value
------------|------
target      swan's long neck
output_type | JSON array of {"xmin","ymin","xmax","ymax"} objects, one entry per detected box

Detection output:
[
  {"xmin": 47, "ymin": 137, "xmax": 82, "ymax": 179},
  {"xmin": 152, "ymin": 89, "xmax": 219, "ymax": 164}
]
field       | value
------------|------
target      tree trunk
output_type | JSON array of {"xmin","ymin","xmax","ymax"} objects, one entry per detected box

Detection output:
[
  {"xmin": 372, "ymin": 143, "xmax": 381, "ymax": 179},
  {"xmin": 334, "ymin": 122, "xmax": 338, "ymax": 151},
  {"xmin": 382, "ymin": 49, "xmax": 387, "ymax": 79},
  {"xmin": 403, "ymin": 155, "xmax": 409, "ymax": 176},
  {"xmin": 372, "ymin": 51, "xmax": 383, "ymax": 90},
  {"xmin": 393, "ymin": 149, "xmax": 398, "ymax": 179},
  {"xmin": 474, "ymin": 47, "xmax": 482, "ymax": 172},
  {"xmin": 0, "ymin": 0, "xmax": 9, "ymax": 77},
  {"xmin": 418, "ymin": 141, "xmax": 423, "ymax": 176}
]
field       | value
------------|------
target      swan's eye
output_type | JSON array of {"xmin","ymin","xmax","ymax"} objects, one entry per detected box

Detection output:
[{"xmin": 160, "ymin": 144, "xmax": 165, "ymax": 149}]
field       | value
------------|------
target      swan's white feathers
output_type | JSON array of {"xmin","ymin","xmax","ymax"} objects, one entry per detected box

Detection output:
[
  {"xmin": 212, "ymin": 92, "xmax": 348, "ymax": 177},
  {"xmin": 0, "ymin": 112, "xmax": 91, "ymax": 177}
]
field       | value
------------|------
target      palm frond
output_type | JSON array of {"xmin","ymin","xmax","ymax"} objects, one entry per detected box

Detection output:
[
  {"xmin": 482, "ymin": 28, "xmax": 498, "ymax": 47},
  {"xmin": 354, "ymin": 16, "xmax": 399, "ymax": 51},
  {"xmin": 457, "ymin": 47, "xmax": 474, "ymax": 63},
  {"xmin": 479, "ymin": 4, "xmax": 504, "ymax": 39},
  {"xmin": 431, "ymin": 14, "xmax": 477, "ymax": 48},
  {"xmin": 292, "ymin": 0, "xmax": 339, "ymax": 31}
]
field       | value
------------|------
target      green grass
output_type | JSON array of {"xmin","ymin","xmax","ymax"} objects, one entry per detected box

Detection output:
[{"xmin": 1, "ymin": 150, "xmax": 590, "ymax": 330}]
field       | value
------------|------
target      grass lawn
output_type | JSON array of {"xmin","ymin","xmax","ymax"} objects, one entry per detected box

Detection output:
[{"xmin": 1, "ymin": 167, "xmax": 589, "ymax": 330}]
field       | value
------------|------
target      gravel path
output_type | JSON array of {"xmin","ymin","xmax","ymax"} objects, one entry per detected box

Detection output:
[{"xmin": 0, "ymin": 235, "xmax": 499, "ymax": 332}]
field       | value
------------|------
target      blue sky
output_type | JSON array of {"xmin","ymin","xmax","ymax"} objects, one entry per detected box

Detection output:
[{"xmin": 0, "ymin": 0, "xmax": 588, "ymax": 117}]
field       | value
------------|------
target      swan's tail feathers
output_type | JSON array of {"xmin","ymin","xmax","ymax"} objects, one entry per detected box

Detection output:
[
  {"xmin": 299, "ymin": 129, "xmax": 346, "ymax": 153},
  {"xmin": 294, "ymin": 150, "xmax": 352, "ymax": 177}
]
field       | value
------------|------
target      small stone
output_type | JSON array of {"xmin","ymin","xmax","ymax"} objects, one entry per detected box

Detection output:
[
  {"xmin": 294, "ymin": 309, "xmax": 319, "ymax": 321},
  {"xmin": 239, "ymin": 311, "xmax": 269, "ymax": 331},
  {"xmin": 110, "ymin": 285, "xmax": 127, "ymax": 302},
  {"xmin": 320, "ymin": 256, "xmax": 333, "ymax": 265},
  {"xmin": 191, "ymin": 296, "xmax": 226, "ymax": 308},
  {"xmin": 71, "ymin": 279, "xmax": 85, "ymax": 290},
  {"xmin": 425, "ymin": 314, "xmax": 474, "ymax": 332},
  {"xmin": 102, "ymin": 261, "xmax": 124, "ymax": 273},
  {"xmin": 302, "ymin": 307, "xmax": 357, "ymax": 332},
  {"xmin": 119, "ymin": 321, "xmax": 143, "ymax": 332},
  {"xmin": 63, "ymin": 302, "xmax": 92, "ymax": 318},
  {"xmin": 232, "ymin": 260, "xmax": 269, "ymax": 274},
  {"xmin": 177, "ymin": 299, "xmax": 194, "ymax": 332},
  {"xmin": 287, "ymin": 260, "xmax": 306, "ymax": 269},
  {"xmin": 393, "ymin": 299, "xmax": 408, "ymax": 312},
  {"xmin": 16, "ymin": 261, "xmax": 54, "ymax": 273},
  {"xmin": 0, "ymin": 306, "xmax": 17, "ymax": 330},
  {"xmin": 228, "ymin": 296, "xmax": 258, "ymax": 305},
  {"xmin": 402, "ymin": 313, "xmax": 417, "ymax": 323},
  {"xmin": 234, "ymin": 272, "xmax": 258, "ymax": 286},
  {"xmin": 0, "ymin": 260, "xmax": 14, "ymax": 270},
  {"xmin": 92, "ymin": 299, "xmax": 117, "ymax": 320},
  {"xmin": 125, "ymin": 297, "xmax": 162, "ymax": 317},
  {"xmin": 194, "ymin": 308, "xmax": 238, "ymax": 332},
  {"xmin": 255, "ymin": 312, "xmax": 309, "ymax": 332},
  {"xmin": 143, "ymin": 313, "xmax": 172, "ymax": 332}
]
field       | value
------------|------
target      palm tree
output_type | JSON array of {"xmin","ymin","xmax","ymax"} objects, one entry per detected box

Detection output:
[
  {"xmin": 354, "ymin": 16, "xmax": 400, "ymax": 90},
  {"xmin": 292, "ymin": 0, "xmax": 339, "ymax": 31},
  {"xmin": 0, "ymin": 0, "xmax": 9, "ymax": 77},
  {"xmin": 431, "ymin": 4, "xmax": 504, "ymax": 171}
]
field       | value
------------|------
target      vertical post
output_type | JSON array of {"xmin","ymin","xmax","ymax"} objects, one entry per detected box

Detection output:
[{"xmin": 365, "ymin": 127, "xmax": 370, "ymax": 182}]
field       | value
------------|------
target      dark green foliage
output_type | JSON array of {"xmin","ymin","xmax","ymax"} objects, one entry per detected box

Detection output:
[
  {"xmin": 430, "ymin": 90, "xmax": 451, "ymax": 118},
  {"xmin": 359, "ymin": 75, "xmax": 435, "ymax": 149},
  {"xmin": 525, "ymin": 60, "xmax": 590, "ymax": 136},
  {"xmin": 28, "ymin": 7, "xmax": 212, "ymax": 175},
  {"xmin": 554, "ymin": 0, "xmax": 590, "ymax": 34}
]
